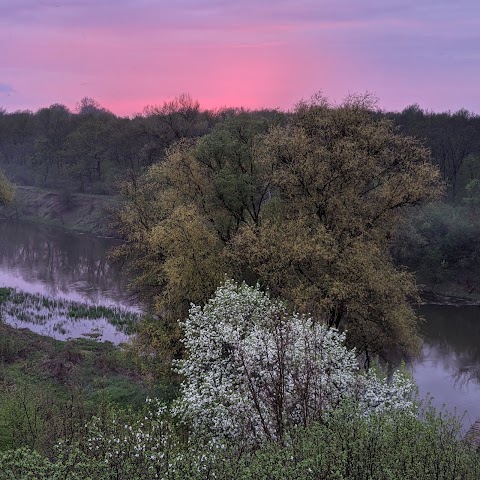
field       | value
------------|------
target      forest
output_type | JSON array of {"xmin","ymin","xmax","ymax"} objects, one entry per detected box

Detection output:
[
  {"xmin": 1, "ymin": 94, "xmax": 480, "ymax": 478},
  {"xmin": 1, "ymin": 94, "xmax": 479, "ymax": 298}
]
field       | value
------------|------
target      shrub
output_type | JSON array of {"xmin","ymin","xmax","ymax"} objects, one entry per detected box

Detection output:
[{"xmin": 174, "ymin": 280, "xmax": 415, "ymax": 443}]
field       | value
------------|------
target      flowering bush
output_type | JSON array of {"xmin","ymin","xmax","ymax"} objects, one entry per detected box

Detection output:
[
  {"xmin": 174, "ymin": 280, "xmax": 415, "ymax": 443},
  {"xmin": 80, "ymin": 398, "xmax": 175, "ymax": 478}
]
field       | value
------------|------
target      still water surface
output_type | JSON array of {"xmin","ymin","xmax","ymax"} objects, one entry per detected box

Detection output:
[
  {"xmin": 414, "ymin": 305, "xmax": 480, "ymax": 425},
  {"xmin": 1, "ymin": 221, "xmax": 479, "ymax": 421},
  {"xmin": 0, "ymin": 220, "xmax": 138, "ymax": 343}
]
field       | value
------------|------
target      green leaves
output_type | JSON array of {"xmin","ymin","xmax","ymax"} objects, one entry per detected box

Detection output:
[{"xmin": 116, "ymin": 97, "xmax": 443, "ymax": 362}]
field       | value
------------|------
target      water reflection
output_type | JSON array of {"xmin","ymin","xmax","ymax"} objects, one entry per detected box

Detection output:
[
  {"xmin": 8, "ymin": 314, "xmax": 130, "ymax": 344},
  {"xmin": 0, "ymin": 289, "xmax": 138, "ymax": 344},
  {"xmin": 0, "ymin": 220, "xmax": 137, "ymax": 309},
  {"xmin": 413, "ymin": 305, "xmax": 480, "ymax": 425}
]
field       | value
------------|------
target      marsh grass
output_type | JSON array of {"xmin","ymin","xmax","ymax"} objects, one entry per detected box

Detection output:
[{"xmin": 0, "ymin": 287, "xmax": 140, "ymax": 340}]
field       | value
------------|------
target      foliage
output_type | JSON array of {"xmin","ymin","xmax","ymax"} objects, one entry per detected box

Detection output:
[
  {"xmin": 110, "ymin": 110, "xmax": 280, "ymax": 366},
  {"xmin": 1, "ymin": 401, "xmax": 479, "ymax": 480},
  {"xmin": 231, "ymin": 94, "xmax": 443, "ymax": 359},
  {"xmin": 0, "ymin": 95, "xmax": 218, "ymax": 195},
  {"xmin": 114, "ymin": 94, "xmax": 442, "ymax": 361},
  {"xmin": 208, "ymin": 405, "xmax": 480, "ymax": 480},
  {"xmin": 390, "ymin": 105, "xmax": 480, "ymax": 201},
  {"xmin": 111, "ymin": 110, "xmax": 278, "ymax": 313},
  {"xmin": 394, "ymin": 202, "xmax": 480, "ymax": 296},
  {"xmin": 0, "ymin": 399, "xmax": 219, "ymax": 480},
  {"xmin": 0, "ymin": 287, "xmax": 10, "ymax": 304},
  {"xmin": 0, "ymin": 321, "xmax": 172, "ymax": 454},
  {"xmin": 59, "ymin": 399, "xmax": 184, "ymax": 479},
  {"xmin": 0, "ymin": 169, "xmax": 14, "ymax": 205},
  {"xmin": 464, "ymin": 178, "xmax": 480, "ymax": 205},
  {"xmin": 174, "ymin": 280, "xmax": 415, "ymax": 443},
  {"xmin": 0, "ymin": 384, "xmax": 88, "ymax": 455},
  {"xmin": 0, "ymin": 285, "xmax": 478, "ymax": 479},
  {"xmin": 126, "ymin": 314, "xmax": 184, "ymax": 379}
]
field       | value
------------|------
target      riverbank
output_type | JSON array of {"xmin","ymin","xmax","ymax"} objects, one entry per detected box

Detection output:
[
  {"xmin": 420, "ymin": 288, "xmax": 480, "ymax": 306},
  {"xmin": 0, "ymin": 320, "xmax": 178, "ymax": 452},
  {"xmin": 0, "ymin": 186, "xmax": 118, "ymax": 236}
]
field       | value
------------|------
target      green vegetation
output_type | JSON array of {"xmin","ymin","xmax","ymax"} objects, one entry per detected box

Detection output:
[
  {"xmin": 0, "ymin": 95, "xmax": 229, "ymax": 195},
  {"xmin": 1, "ymin": 288, "xmax": 140, "ymax": 335},
  {"xmin": 0, "ymin": 169, "xmax": 14, "ymax": 205},
  {"xmin": 2, "ymin": 403, "xmax": 480, "ymax": 479},
  {"xmin": 0, "ymin": 321, "xmax": 177, "ymax": 456},
  {"xmin": 1, "ymin": 283, "xmax": 479, "ymax": 479},
  {"xmin": 387, "ymin": 105, "xmax": 480, "ymax": 299},
  {"xmin": 394, "ymin": 202, "xmax": 480, "ymax": 300},
  {"xmin": 113, "ymin": 94, "xmax": 443, "ymax": 364},
  {"xmin": 1, "ymin": 95, "xmax": 480, "ymax": 296},
  {"xmin": 1, "ymin": 94, "xmax": 480, "ymax": 478},
  {"xmin": 388, "ymin": 106, "xmax": 480, "ymax": 203}
]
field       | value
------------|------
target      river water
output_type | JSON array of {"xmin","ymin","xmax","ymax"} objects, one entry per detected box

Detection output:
[
  {"xmin": 1, "ymin": 220, "xmax": 479, "ymax": 422},
  {"xmin": 0, "ymin": 220, "xmax": 138, "ymax": 343},
  {"xmin": 414, "ymin": 304, "xmax": 480, "ymax": 425}
]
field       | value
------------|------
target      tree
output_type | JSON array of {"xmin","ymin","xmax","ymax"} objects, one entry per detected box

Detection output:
[
  {"xmin": 137, "ymin": 94, "xmax": 215, "ymax": 171},
  {"xmin": 0, "ymin": 110, "xmax": 36, "ymax": 184},
  {"xmin": 231, "ymin": 94, "xmax": 443, "ymax": 360},
  {"xmin": 393, "ymin": 202, "xmax": 480, "ymax": 293},
  {"xmin": 114, "ymin": 95, "xmax": 443, "ymax": 362},
  {"xmin": 174, "ymin": 280, "xmax": 415, "ymax": 444},
  {"xmin": 62, "ymin": 116, "xmax": 118, "ymax": 193},
  {"xmin": 30, "ymin": 104, "xmax": 72, "ymax": 185},
  {"xmin": 75, "ymin": 97, "xmax": 112, "ymax": 117},
  {"xmin": 142, "ymin": 94, "xmax": 208, "ymax": 141},
  {"xmin": 392, "ymin": 106, "xmax": 480, "ymax": 201},
  {"xmin": 112, "ymin": 111, "xmax": 278, "ymax": 316},
  {"xmin": 0, "ymin": 169, "xmax": 14, "ymax": 205}
]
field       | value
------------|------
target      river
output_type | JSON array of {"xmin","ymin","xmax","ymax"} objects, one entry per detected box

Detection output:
[
  {"xmin": 415, "ymin": 304, "xmax": 480, "ymax": 426},
  {"xmin": 0, "ymin": 220, "xmax": 138, "ymax": 343},
  {"xmin": 0, "ymin": 220, "xmax": 479, "ymax": 422}
]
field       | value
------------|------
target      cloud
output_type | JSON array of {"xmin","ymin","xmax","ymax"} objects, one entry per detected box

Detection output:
[
  {"xmin": 0, "ymin": 83, "xmax": 15, "ymax": 94},
  {"xmin": 2, "ymin": 0, "xmax": 477, "ymax": 31}
]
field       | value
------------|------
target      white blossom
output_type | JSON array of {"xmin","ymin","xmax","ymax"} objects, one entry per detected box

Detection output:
[{"xmin": 174, "ymin": 280, "xmax": 415, "ymax": 443}]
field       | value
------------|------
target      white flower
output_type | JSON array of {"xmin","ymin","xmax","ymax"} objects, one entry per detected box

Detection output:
[{"xmin": 174, "ymin": 280, "xmax": 415, "ymax": 443}]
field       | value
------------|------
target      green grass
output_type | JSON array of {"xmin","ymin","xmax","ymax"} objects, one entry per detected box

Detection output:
[
  {"xmin": 2, "ymin": 288, "xmax": 140, "ymax": 335},
  {"xmin": 0, "ymin": 322, "xmax": 178, "ymax": 454},
  {"xmin": 0, "ymin": 287, "xmax": 10, "ymax": 304}
]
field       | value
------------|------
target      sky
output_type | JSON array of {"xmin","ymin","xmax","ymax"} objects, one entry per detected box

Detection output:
[{"xmin": 0, "ymin": 0, "xmax": 479, "ymax": 116}]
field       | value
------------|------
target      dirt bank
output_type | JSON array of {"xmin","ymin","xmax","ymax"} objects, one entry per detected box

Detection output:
[{"xmin": 0, "ymin": 186, "xmax": 119, "ymax": 236}]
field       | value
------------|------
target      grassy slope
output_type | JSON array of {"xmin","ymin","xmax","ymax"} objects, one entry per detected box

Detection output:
[
  {"xmin": 0, "ymin": 321, "xmax": 174, "ymax": 406},
  {"xmin": 0, "ymin": 186, "xmax": 118, "ymax": 236},
  {"xmin": 0, "ymin": 321, "xmax": 177, "ymax": 452}
]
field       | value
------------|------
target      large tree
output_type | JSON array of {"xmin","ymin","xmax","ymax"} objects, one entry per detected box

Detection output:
[
  {"xmin": 115, "ymin": 95, "xmax": 443, "ymax": 362},
  {"xmin": 232, "ymin": 95, "xmax": 443, "ymax": 360},
  {"xmin": 112, "ymin": 110, "xmax": 279, "ymax": 315}
]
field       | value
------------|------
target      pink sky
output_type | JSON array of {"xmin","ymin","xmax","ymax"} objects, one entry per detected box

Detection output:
[{"xmin": 1, "ymin": 0, "xmax": 479, "ymax": 116}]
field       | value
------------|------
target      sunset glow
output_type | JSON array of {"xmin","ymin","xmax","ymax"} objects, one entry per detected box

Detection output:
[{"xmin": 1, "ymin": 0, "xmax": 479, "ymax": 115}]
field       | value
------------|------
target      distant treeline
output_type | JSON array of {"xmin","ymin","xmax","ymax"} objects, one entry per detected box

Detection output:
[
  {"xmin": 387, "ymin": 106, "xmax": 480, "ymax": 202},
  {"xmin": 1, "ymin": 95, "xmax": 479, "ymax": 201},
  {"xmin": 0, "ymin": 94, "xmax": 279, "ymax": 194}
]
